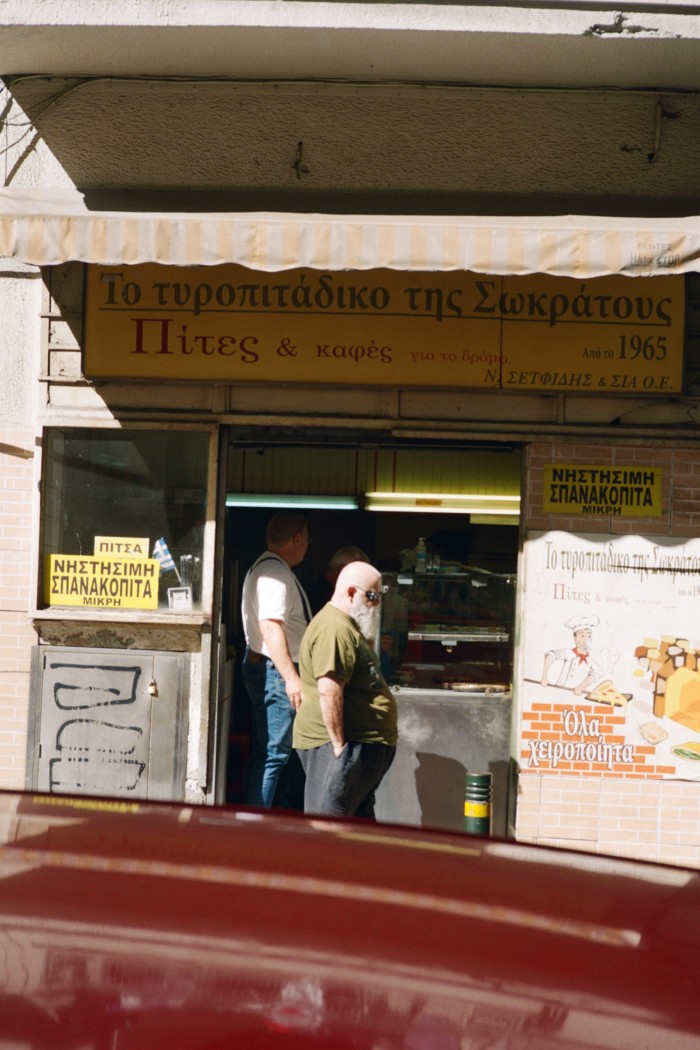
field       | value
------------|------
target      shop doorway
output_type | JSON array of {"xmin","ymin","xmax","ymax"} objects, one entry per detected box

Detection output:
[{"xmin": 219, "ymin": 440, "xmax": 521, "ymax": 832}]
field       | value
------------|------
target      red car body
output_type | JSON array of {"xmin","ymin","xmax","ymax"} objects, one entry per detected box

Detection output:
[{"xmin": 0, "ymin": 790, "xmax": 698, "ymax": 1049}]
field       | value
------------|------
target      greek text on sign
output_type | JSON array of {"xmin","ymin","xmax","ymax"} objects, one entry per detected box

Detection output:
[
  {"xmin": 84, "ymin": 265, "xmax": 684, "ymax": 394},
  {"xmin": 543, "ymin": 465, "xmax": 662, "ymax": 517},
  {"xmin": 94, "ymin": 536, "xmax": 150, "ymax": 558},
  {"xmin": 46, "ymin": 555, "xmax": 159, "ymax": 609}
]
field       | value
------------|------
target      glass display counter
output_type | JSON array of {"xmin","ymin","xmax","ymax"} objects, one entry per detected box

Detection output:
[
  {"xmin": 379, "ymin": 569, "xmax": 516, "ymax": 693},
  {"xmin": 376, "ymin": 568, "xmax": 517, "ymax": 835}
]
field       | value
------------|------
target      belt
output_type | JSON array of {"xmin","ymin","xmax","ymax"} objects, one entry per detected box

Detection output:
[{"xmin": 246, "ymin": 650, "xmax": 269, "ymax": 665}]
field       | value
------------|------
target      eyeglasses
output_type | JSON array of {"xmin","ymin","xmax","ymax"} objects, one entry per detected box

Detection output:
[{"xmin": 355, "ymin": 586, "xmax": 382, "ymax": 604}]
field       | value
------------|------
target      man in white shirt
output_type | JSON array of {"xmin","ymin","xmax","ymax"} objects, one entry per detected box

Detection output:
[{"xmin": 241, "ymin": 512, "xmax": 311, "ymax": 807}]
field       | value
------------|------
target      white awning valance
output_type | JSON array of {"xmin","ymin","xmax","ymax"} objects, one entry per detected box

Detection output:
[{"xmin": 1, "ymin": 188, "xmax": 699, "ymax": 278}]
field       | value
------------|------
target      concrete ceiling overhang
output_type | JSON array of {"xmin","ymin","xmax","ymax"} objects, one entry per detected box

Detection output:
[{"xmin": 1, "ymin": 1, "xmax": 700, "ymax": 90}]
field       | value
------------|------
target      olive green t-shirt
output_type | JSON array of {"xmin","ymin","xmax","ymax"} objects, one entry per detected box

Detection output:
[{"xmin": 294, "ymin": 603, "xmax": 398, "ymax": 749}]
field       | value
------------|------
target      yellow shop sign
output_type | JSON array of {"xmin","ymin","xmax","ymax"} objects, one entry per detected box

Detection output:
[
  {"xmin": 543, "ymin": 465, "xmax": 663, "ymax": 517},
  {"xmin": 94, "ymin": 536, "xmax": 150, "ymax": 557},
  {"xmin": 85, "ymin": 265, "xmax": 684, "ymax": 394},
  {"xmin": 46, "ymin": 554, "xmax": 160, "ymax": 609}
]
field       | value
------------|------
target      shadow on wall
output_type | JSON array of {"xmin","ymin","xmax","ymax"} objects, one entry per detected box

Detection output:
[
  {"xmin": 414, "ymin": 754, "xmax": 509, "ymax": 836},
  {"xmin": 414, "ymin": 752, "xmax": 466, "ymax": 833}
]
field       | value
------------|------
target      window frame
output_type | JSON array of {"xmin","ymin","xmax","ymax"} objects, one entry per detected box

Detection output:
[{"xmin": 32, "ymin": 422, "xmax": 218, "ymax": 625}]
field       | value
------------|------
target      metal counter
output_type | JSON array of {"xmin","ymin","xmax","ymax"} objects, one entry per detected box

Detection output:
[{"xmin": 375, "ymin": 687, "xmax": 513, "ymax": 837}]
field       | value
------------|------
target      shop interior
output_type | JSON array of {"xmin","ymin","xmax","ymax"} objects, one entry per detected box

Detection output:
[{"xmin": 221, "ymin": 441, "xmax": 522, "ymax": 805}]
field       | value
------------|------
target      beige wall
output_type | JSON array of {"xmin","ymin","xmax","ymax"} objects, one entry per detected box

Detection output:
[
  {"xmin": 0, "ymin": 263, "xmax": 41, "ymax": 789},
  {"xmin": 0, "ymin": 429, "xmax": 35, "ymax": 788}
]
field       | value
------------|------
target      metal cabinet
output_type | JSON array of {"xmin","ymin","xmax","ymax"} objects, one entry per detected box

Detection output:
[
  {"xmin": 28, "ymin": 646, "xmax": 190, "ymax": 801},
  {"xmin": 375, "ymin": 689, "xmax": 513, "ymax": 836}
]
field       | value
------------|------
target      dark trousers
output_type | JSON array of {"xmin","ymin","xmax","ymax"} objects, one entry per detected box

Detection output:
[{"xmin": 297, "ymin": 740, "xmax": 395, "ymax": 819}]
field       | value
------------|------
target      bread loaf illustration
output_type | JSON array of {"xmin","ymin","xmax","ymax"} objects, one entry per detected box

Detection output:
[{"xmin": 645, "ymin": 635, "xmax": 700, "ymax": 733}]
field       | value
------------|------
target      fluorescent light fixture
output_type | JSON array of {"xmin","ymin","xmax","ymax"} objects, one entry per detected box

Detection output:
[
  {"xmin": 226, "ymin": 493, "xmax": 359, "ymax": 510},
  {"xmin": 225, "ymin": 491, "xmax": 519, "ymax": 516},
  {"xmin": 363, "ymin": 492, "xmax": 520, "ymax": 517}
]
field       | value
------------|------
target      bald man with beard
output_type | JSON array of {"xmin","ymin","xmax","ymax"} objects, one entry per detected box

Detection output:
[{"xmin": 294, "ymin": 561, "xmax": 398, "ymax": 818}]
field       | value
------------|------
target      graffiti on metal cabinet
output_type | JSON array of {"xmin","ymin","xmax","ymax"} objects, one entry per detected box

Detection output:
[{"xmin": 48, "ymin": 662, "xmax": 147, "ymax": 793}]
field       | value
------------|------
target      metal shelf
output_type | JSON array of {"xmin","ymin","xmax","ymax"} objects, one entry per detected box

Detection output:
[{"xmin": 408, "ymin": 630, "xmax": 510, "ymax": 643}]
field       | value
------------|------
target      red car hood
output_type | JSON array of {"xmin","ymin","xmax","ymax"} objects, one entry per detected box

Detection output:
[{"xmin": 0, "ymin": 790, "xmax": 697, "ymax": 1049}]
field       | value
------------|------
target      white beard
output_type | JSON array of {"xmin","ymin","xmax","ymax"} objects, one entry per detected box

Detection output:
[{"xmin": 350, "ymin": 593, "xmax": 381, "ymax": 644}]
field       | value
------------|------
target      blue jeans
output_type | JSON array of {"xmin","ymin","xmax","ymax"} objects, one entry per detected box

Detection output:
[
  {"xmin": 243, "ymin": 651, "xmax": 296, "ymax": 808},
  {"xmin": 297, "ymin": 740, "xmax": 395, "ymax": 819}
]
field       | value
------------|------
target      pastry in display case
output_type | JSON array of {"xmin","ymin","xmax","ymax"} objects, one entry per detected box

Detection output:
[{"xmin": 380, "ymin": 569, "xmax": 516, "ymax": 693}]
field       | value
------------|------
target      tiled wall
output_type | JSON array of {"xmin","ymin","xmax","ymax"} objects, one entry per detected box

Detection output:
[
  {"xmin": 516, "ymin": 775, "xmax": 700, "ymax": 868},
  {"xmin": 516, "ymin": 440, "xmax": 700, "ymax": 868},
  {"xmin": 0, "ymin": 428, "xmax": 35, "ymax": 789}
]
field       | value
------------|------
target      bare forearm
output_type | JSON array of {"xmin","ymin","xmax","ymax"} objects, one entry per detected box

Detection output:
[
  {"xmin": 318, "ymin": 676, "xmax": 345, "ymax": 755},
  {"xmin": 260, "ymin": 620, "xmax": 295, "ymax": 677},
  {"xmin": 259, "ymin": 619, "xmax": 302, "ymax": 709}
]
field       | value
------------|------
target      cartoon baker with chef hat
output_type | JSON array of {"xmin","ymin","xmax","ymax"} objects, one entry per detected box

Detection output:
[{"xmin": 541, "ymin": 614, "xmax": 602, "ymax": 695}]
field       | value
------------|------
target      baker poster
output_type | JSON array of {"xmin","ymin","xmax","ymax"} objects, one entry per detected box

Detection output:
[{"xmin": 519, "ymin": 531, "xmax": 700, "ymax": 779}]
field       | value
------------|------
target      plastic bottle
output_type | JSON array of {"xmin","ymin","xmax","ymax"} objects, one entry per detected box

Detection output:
[{"xmin": 415, "ymin": 537, "xmax": 427, "ymax": 573}]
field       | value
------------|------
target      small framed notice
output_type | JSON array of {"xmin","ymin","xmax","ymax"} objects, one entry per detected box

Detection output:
[{"xmin": 168, "ymin": 586, "xmax": 193, "ymax": 611}]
